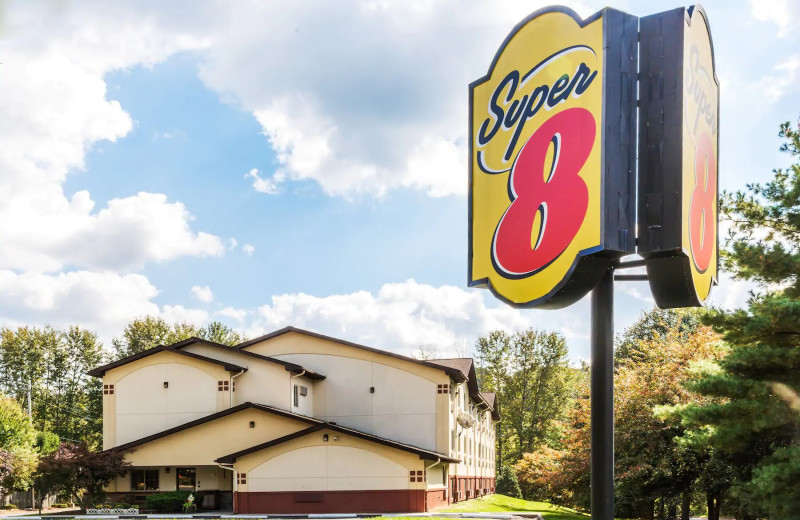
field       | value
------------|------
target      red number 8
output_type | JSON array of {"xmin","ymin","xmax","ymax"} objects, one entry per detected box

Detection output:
[
  {"xmin": 689, "ymin": 132, "xmax": 716, "ymax": 273},
  {"xmin": 492, "ymin": 108, "xmax": 596, "ymax": 277}
]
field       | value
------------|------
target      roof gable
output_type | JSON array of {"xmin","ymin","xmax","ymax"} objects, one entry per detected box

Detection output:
[
  {"xmin": 216, "ymin": 422, "xmax": 459, "ymax": 464},
  {"xmin": 107, "ymin": 402, "xmax": 319, "ymax": 452},
  {"xmin": 237, "ymin": 326, "xmax": 468, "ymax": 381},
  {"xmin": 87, "ymin": 346, "xmax": 247, "ymax": 378}
]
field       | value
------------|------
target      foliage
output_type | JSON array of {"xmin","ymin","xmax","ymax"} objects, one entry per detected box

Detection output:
[
  {"xmin": 545, "ymin": 312, "xmax": 723, "ymax": 517},
  {"xmin": 112, "ymin": 316, "xmax": 246, "ymax": 360},
  {"xmin": 440, "ymin": 493, "xmax": 589, "ymax": 519},
  {"xmin": 145, "ymin": 490, "xmax": 193, "ymax": 512},
  {"xmin": 0, "ymin": 394, "xmax": 38, "ymax": 493},
  {"xmin": 615, "ymin": 309, "xmax": 700, "ymax": 362},
  {"xmin": 514, "ymin": 446, "xmax": 569, "ymax": 502},
  {"xmin": 35, "ymin": 442, "xmax": 130, "ymax": 513},
  {"xmin": 668, "ymin": 121, "xmax": 800, "ymax": 519},
  {"xmin": 0, "ymin": 326, "xmax": 103, "ymax": 446},
  {"xmin": 475, "ymin": 329, "xmax": 578, "ymax": 466},
  {"xmin": 496, "ymin": 465, "xmax": 522, "ymax": 499}
]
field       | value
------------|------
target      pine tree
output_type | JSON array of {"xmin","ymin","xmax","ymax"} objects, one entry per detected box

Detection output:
[
  {"xmin": 495, "ymin": 465, "xmax": 522, "ymax": 499},
  {"xmin": 673, "ymin": 122, "xmax": 800, "ymax": 519}
]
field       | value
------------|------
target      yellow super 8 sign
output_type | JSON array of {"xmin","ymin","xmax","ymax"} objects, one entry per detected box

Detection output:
[{"xmin": 469, "ymin": 7, "xmax": 638, "ymax": 308}]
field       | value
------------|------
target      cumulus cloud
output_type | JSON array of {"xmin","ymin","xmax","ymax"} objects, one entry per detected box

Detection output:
[
  {"xmin": 197, "ymin": 0, "xmax": 592, "ymax": 198},
  {"xmin": 0, "ymin": 270, "xmax": 159, "ymax": 343},
  {"xmin": 191, "ymin": 285, "xmax": 214, "ymax": 303},
  {"xmin": 242, "ymin": 244, "xmax": 255, "ymax": 255},
  {"xmin": 0, "ymin": 0, "xmax": 224, "ymax": 273},
  {"xmin": 217, "ymin": 306, "xmax": 248, "ymax": 323},
  {"xmin": 751, "ymin": 54, "xmax": 800, "ymax": 104},
  {"xmin": 161, "ymin": 305, "xmax": 210, "ymax": 326},
  {"xmin": 750, "ymin": 0, "xmax": 800, "ymax": 37},
  {"xmin": 245, "ymin": 168, "xmax": 281, "ymax": 195},
  {"xmin": 243, "ymin": 279, "xmax": 556, "ymax": 357}
]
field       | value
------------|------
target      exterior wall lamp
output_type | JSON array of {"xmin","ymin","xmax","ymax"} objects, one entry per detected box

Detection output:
[{"xmin": 163, "ymin": 382, "xmax": 169, "ymax": 389}]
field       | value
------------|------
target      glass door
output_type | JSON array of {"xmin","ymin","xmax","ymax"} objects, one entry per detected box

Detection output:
[{"xmin": 176, "ymin": 467, "xmax": 196, "ymax": 492}]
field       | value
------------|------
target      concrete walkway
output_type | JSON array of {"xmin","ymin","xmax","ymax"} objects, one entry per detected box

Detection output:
[{"xmin": 4, "ymin": 513, "xmax": 542, "ymax": 520}]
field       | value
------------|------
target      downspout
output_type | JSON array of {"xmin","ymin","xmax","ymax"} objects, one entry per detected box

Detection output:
[
  {"xmin": 230, "ymin": 370, "xmax": 245, "ymax": 408},
  {"xmin": 216, "ymin": 462, "xmax": 236, "ymax": 513},
  {"xmin": 424, "ymin": 457, "xmax": 441, "ymax": 508},
  {"xmin": 289, "ymin": 370, "xmax": 306, "ymax": 411}
]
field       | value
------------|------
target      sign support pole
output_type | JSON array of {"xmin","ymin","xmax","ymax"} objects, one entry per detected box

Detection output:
[{"xmin": 591, "ymin": 265, "xmax": 614, "ymax": 520}]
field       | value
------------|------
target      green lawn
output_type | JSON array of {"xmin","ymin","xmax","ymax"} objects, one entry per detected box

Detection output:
[{"xmin": 439, "ymin": 494, "xmax": 589, "ymax": 520}]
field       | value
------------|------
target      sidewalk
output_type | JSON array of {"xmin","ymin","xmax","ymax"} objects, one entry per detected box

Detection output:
[{"xmin": 3, "ymin": 513, "xmax": 542, "ymax": 520}]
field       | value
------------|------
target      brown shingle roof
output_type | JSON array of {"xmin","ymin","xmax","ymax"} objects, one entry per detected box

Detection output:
[
  {"xmin": 215, "ymin": 422, "xmax": 459, "ymax": 464},
  {"xmin": 87, "ymin": 345, "xmax": 248, "ymax": 378},
  {"xmin": 237, "ymin": 326, "xmax": 468, "ymax": 382},
  {"xmin": 106, "ymin": 402, "xmax": 318, "ymax": 452}
]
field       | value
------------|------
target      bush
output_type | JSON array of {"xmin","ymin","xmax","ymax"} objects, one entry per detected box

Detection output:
[
  {"xmin": 50, "ymin": 503, "xmax": 70, "ymax": 509},
  {"xmin": 145, "ymin": 491, "xmax": 192, "ymax": 512},
  {"xmin": 496, "ymin": 465, "xmax": 522, "ymax": 499},
  {"xmin": 2, "ymin": 504, "xmax": 17, "ymax": 510}
]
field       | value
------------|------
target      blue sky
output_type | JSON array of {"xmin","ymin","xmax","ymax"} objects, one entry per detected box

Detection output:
[{"xmin": 1, "ymin": 0, "xmax": 798, "ymax": 362}]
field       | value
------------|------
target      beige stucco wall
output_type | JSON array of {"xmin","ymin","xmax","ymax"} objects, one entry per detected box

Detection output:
[
  {"xmin": 233, "ymin": 428, "xmax": 428, "ymax": 493},
  {"xmin": 242, "ymin": 332, "xmax": 449, "ymax": 451},
  {"xmin": 106, "ymin": 407, "xmax": 313, "ymax": 493},
  {"xmin": 180, "ymin": 344, "xmax": 298, "ymax": 411},
  {"xmin": 102, "ymin": 351, "xmax": 233, "ymax": 449},
  {"xmin": 111, "ymin": 465, "xmax": 233, "ymax": 494}
]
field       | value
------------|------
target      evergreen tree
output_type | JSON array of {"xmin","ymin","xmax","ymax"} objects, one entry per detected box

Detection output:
[
  {"xmin": 672, "ymin": 122, "xmax": 800, "ymax": 519},
  {"xmin": 495, "ymin": 465, "xmax": 522, "ymax": 499}
]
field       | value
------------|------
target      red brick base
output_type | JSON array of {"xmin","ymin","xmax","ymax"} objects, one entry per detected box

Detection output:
[{"xmin": 235, "ymin": 489, "xmax": 426, "ymax": 514}]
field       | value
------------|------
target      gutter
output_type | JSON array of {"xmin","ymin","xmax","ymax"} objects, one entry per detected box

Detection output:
[{"xmin": 230, "ymin": 370, "xmax": 245, "ymax": 408}]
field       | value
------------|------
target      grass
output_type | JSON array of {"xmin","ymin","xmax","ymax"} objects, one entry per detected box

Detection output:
[{"xmin": 439, "ymin": 494, "xmax": 589, "ymax": 520}]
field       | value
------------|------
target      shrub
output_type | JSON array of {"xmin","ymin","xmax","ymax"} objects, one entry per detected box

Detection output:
[
  {"xmin": 145, "ymin": 491, "xmax": 192, "ymax": 512},
  {"xmin": 495, "ymin": 465, "xmax": 522, "ymax": 499},
  {"xmin": 2, "ymin": 504, "xmax": 17, "ymax": 510},
  {"xmin": 50, "ymin": 503, "xmax": 70, "ymax": 509}
]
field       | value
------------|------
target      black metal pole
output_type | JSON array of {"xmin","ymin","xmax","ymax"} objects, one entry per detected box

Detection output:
[{"xmin": 591, "ymin": 265, "xmax": 614, "ymax": 520}]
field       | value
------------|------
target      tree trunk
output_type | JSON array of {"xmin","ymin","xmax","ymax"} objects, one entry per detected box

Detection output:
[
  {"xmin": 646, "ymin": 498, "xmax": 656, "ymax": 520},
  {"xmin": 667, "ymin": 499, "xmax": 677, "ymax": 520},
  {"xmin": 659, "ymin": 497, "xmax": 666, "ymax": 519},
  {"xmin": 680, "ymin": 490, "xmax": 691, "ymax": 520},
  {"xmin": 707, "ymin": 492, "xmax": 721, "ymax": 520}
]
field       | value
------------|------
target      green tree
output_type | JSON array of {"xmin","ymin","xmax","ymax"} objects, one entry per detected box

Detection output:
[
  {"xmin": 0, "ymin": 395, "xmax": 38, "ymax": 494},
  {"xmin": 112, "ymin": 317, "xmax": 246, "ymax": 360},
  {"xmin": 475, "ymin": 329, "xmax": 576, "ymax": 467},
  {"xmin": 495, "ymin": 465, "xmax": 522, "ymax": 499},
  {"xmin": 0, "ymin": 326, "xmax": 104, "ymax": 446},
  {"xmin": 670, "ymin": 122, "xmax": 800, "ymax": 519}
]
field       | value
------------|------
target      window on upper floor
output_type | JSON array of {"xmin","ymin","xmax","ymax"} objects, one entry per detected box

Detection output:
[{"xmin": 131, "ymin": 469, "xmax": 159, "ymax": 491}]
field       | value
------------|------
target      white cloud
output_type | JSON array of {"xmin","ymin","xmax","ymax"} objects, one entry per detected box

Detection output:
[
  {"xmin": 750, "ymin": 0, "xmax": 800, "ymax": 37},
  {"xmin": 217, "ymin": 306, "xmax": 248, "ymax": 323},
  {"xmin": 0, "ymin": 270, "xmax": 159, "ymax": 345},
  {"xmin": 161, "ymin": 305, "xmax": 210, "ymax": 326},
  {"xmin": 0, "ymin": 0, "xmax": 224, "ymax": 273},
  {"xmin": 197, "ymin": 0, "xmax": 592, "ymax": 198},
  {"xmin": 242, "ymin": 244, "xmax": 255, "ymax": 255},
  {"xmin": 245, "ymin": 168, "xmax": 281, "ymax": 195},
  {"xmin": 244, "ymin": 279, "xmax": 544, "ymax": 357},
  {"xmin": 751, "ymin": 54, "xmax": 800, "ymax": 103},
  {"xmin": 191, "ymin": 285, "xmax": 214, "ymax": 303}
]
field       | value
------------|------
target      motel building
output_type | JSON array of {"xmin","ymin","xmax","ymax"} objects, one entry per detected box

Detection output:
[{"xmin": 90, "ymin": 326, "xmax": 498, "ymax": 514}]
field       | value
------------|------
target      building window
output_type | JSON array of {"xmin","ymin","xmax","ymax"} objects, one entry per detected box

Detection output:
[
  {"xmin": 218, "ymin": 381, "xmax": 229, "ymax": 392},
  {"xmin": 131, "ymin": 469, "xmax": 159, "ymax": 491},
  {"xmin": 409, "ymin": 470, "xmax": 424, "ymax": 483},
  {"xmin": 237, "ymin": 473, "xmax": 247, "ymax": 485},
  {"xmin": 176, "ymin": 467, "xmax": 196, "ymax": 491},
  {"xmin": 437, "ymin": 384, "xmax": 450, "ymax": 394},
  {"xmin": 103, "ymin": 384, "xmax": 114, "ymax": 395},
  {"xmin": 293, "ymin": 385, "xmax": 299, "ymax": 407}
]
